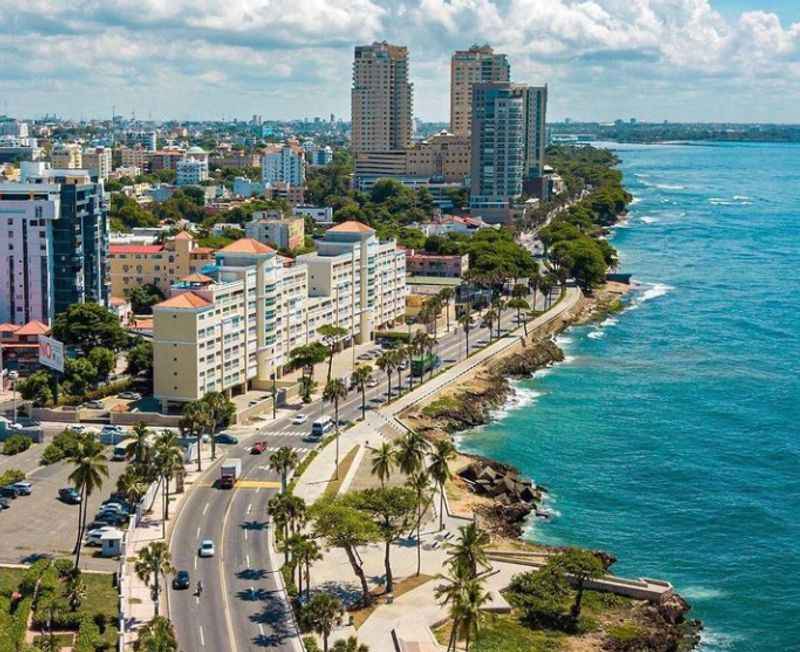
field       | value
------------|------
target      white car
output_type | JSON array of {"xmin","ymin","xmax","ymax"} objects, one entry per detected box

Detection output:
[
  {"xmin": 85, "ymin": 527, "xmax": 114, "ymax": 546},
  {"xmin": 198, "ymin": 539, "xmax": 215, "ymax": 557},
  {"xmin": 292, "ymin": 414, "xmax": 308, "ymax": 425},
  {"xmin": 367, "ymin": 377, "xmax": 379, "ymax": 388}
]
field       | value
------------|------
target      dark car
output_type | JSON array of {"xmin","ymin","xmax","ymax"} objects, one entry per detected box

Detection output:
[
  {"xmin": 172, "ymin": 570, "xmax": 191, "ymax": 590},
  {"xmin": 95, "ymin": 511, "xmax": 128, "ymax": 526},
  {"xmin": 214, "ymin": 433, "xmax": 239, "ymax": 445},
  {"xmin": 0, "ymin": 486, "xmax": 20, "ymax": 499},
  {"xmin": 59, "ymin": 488, "xmax": 81, "ymax": 504}
]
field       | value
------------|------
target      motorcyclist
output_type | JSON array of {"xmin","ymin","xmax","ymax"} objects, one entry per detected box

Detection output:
[{"xmin": 196, "ymin": 580, "xmax": 203, "ymax": 596}]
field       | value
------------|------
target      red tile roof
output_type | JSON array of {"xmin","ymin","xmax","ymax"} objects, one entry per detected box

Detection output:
[
  {"xmin": 218, "ymin": 238, "xmax": 274, "ymax": 255},
  {"xmin": 0, "ymin": 324, "xmax": 20, "ymax": 333},
  {"xmin": 109, "ymin": 244, "xmax": 165, "ymax": 255},
  {"xmin": 155, "ymin": 292, "xmax": 211, "ymax": 309},
  {"xmin": 15, "ymin": 320, "xmax": 50, "ymax": 336}
]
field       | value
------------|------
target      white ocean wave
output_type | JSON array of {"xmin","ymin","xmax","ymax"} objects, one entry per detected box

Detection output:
[
  {"xmin": 600, "ymin": 316, "xmax": 619, "ymax": 327},
  {"xmin": 698, "ymin": 628, "xmax": 742, "ymax": 651},
  {"xmin": 733, "ymin": 195, "xmax": 751, "ymax": 201},
  {"xmin": 626, "ymin": 281, "xmax": 674, "ymax": 311},
  {"xmin": 681, "ymin": 585, "xmax": 726, "ymax": 601},
  {"xmin": 710, "ymin": 196, "xmax": 752, "ymax": 207},
  {"xmin": 655, "ymin": 183, "xmax": 686, "ymax": 190},
  {"xmin": 640, "ymin": 215, "xmax": 659, "ymax": 224},
  {"xmin": 587, "ymin": 330, "xmax": 605, "ymax": 340},
  {"xmin": 629, "ymin": 195, "xmax": 642, "ymax": 205}
]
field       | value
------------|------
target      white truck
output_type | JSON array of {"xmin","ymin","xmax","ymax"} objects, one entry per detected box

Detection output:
[{"xmin": 219, "ymin": 459, "xmax": 242, "ymax": 489}]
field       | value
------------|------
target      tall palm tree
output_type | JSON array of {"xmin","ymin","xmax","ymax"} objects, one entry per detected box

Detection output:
[
  {"xmin": 351, "ymin": 364, "xmax": 372, "ymax": 420},
  {"xmin": 481, "ymin": 309, "xmax": 497, "ymax": 343},
  {"xmin": 136, "ymin": 615, "xmax": 179, "ymax": 651},
  {"xmin": 323, "ymin": 378, "xmax": 348, "ymax": 479},
  {"xmin": 456, "ymin": 576, "xmax": 491, "ymax": 651},
  {"xmin": 318, "ymin": 324, "xmax": 349, "ymax": 383},
  {"xmin": 65, "ymin": 568, "xmax": 86, "ymax": 611},
  {"xmin": 438, "ymin": 288, "xmax": 454, "ymax": 333},
  {"xmin": 179, "ymin": 400, "xmax": 213, "ymax": 472},
  {"xmin": 458, "ymin": 309, "xmax": 474, "ymax": 358},
  {"xmin": 446, "ymin": 522, "xmax": 491, "ymax": 579},
  {"xmin": 154, "ymin": 430, "xmax": 185, "ymax": 534},
  {"xmin": 268, "ymin": 493, "xmax": 291, "ymax": 565},
  {"xmin": 117, "ymin": 466, "xmax": 148, "ymax": 513},
  {"xmin": 126, "ymin": 422, "xmax": 151, "ymax": 466},
  {"xmin": 376, "ymin": 352, "xmax": 394, "ymax": 399},
  {"xmin": 528, "ymin": 270, "xmax": 542, "ymax": 310},
  {"xmin": 391, "ymin": 349, "xmax": 405, "ymax": 396},
  {"xmin": 434, "ymin": 563, "xmax": 471, "ymax": 652},
  {"xmin": 289, "ymin": 533, "xmax": 322, "ymax": 600},
  {"xmin": 301, "ymin": 593, "xmax": 343, "ymax": 652},
  {"xmin": 395, "ymin": 431, "xmax": 431, "ymax": 477},
  {"xmin": 493, "ymin": 298, "xmax": 506, "ymax": 339},
  {"xmin": 403, "ymin": 344, "xmax": 416, "ymax": 390},
  {"xmin": 268, "ymin": 446, "xmax": 300, "ymax": 494},
  {"xmin": 370, "ymin": 442, "xmax": 395, "ymax": 488},
  {"xmin": 202, "ymin": 391, "xmax": 234, "ymax": 460},
  {"xmin": 68, "ymin": 435, "xmax": 109, "ymax": 569},
  {"xmin": 428, "ymin": 439, "xmax": 456, "ymax": 531},
  {"xmin": 288, "ymin": 342, "xmax": 328, "ymax": 402},
  {"xmin": 507, "ymin": 298, "xmax": 531, "ymax": 336},
  {"xmin": 134, "ymin": 541, "xmax": 175, "ymax": 618},
  {"xmin": 407, "ymin": 471, "xmax": 432, "ymax": 576}
]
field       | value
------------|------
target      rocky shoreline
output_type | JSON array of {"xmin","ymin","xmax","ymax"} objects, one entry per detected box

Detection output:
[{"xmin": 398, "ymin": 281, "xmax": 703, "ymax": 650}]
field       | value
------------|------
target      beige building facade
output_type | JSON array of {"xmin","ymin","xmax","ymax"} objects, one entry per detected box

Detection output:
[
  {"xmin": 152, "ymin": 222, "xmax": 407, "ymax": 410},
  {"xmin": 450, "ymin": 45, "xmax": 510, "ymax": 138},
  {"xmin": 50, "ymin": 143, "xmax": 82, "ymax": 169},
  {"xmin": 406, "ymin": 131, "xmax": 471, "ymax": 183}
]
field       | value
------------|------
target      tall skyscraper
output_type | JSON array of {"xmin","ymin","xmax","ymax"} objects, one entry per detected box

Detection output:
[
  {"xmin": 469, "ymin": 82, "xmax": 549, "ymax": 224},
  {"xmin": 351, "ymin": 42, "xmax": 413, "ymax": 154},
  {"xmin": 450, "ymin": 45, "xmax": 510, "ymax": 138}
]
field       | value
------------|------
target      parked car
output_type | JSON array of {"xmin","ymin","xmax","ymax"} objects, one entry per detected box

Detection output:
[
  {"xmin": 367, "ymin": 377, "xmax": 379, "ymax": 388},
  {"xmin": 0, "ymin": 486, "xmax": 20, "ymax": 499},
  {"xmin": 85, "ymin": 527, "xmax": 114, "ymax": 546},
  {"xmin": 214, "ymin": 433, "xmax": 239, "ymax": 445},
  {"xmin": 198, "ymin": 540, "xmax": 215, "ymax": 557},
  {"xmin": 118, "ymin": 391, "xmax": 142, "ymax": 401},
  {"xmin": 291, "ymin": 414, "xmax": 308, "ymax": 425},
  {"xmin": 99, "ymin": 502, "xmax": 129, "ymax": 514},
  {"xmin": 95, "ymin": 512, "xmax": 128, "ymax": 526},
  {"xmin": 250, "ymin": 441, "xmax": 267, "ymax": 455},
  {"xmin": 172, "ymin": 570, "xmax": 191, "ymax": 589},
  {"xmin": 58, "ymin": 488, "xmax": 81, "ymax": 504},
  {"xmin": 12, "ymin": 481, "xmax": 32, "ymax": 496},
  {"xmin": 84, "ymin": 400, "xmax": 105, "ymax": 409}
]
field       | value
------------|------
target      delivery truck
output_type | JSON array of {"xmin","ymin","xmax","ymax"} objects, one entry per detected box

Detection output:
[{"xmin": 219, "ymin": 458, "xmax": 242, "ymax": 489}]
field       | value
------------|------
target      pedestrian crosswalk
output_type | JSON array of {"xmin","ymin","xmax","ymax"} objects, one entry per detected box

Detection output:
[
  {"xmin": 254, "ymin": 446, "xmax": 310, "ymax": 456},
  {"xmin": 256, "ymin": 428, "xmax": 307, "ymax": 437}
]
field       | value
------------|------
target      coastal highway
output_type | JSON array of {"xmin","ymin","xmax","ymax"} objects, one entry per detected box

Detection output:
[{"xmin": 167, "ymin": 305, "xmax": 530, "ymax": 651}]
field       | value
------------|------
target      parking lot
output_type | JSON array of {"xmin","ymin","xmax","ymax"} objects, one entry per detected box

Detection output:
[{"xmin": 0, "ymin": 444, "xmax": 130, "ymax": 571}]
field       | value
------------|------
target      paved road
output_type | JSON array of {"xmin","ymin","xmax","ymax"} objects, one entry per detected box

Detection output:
[{"xmin": 167, "ymin": 301, "xmax": 536, "ymax": 651}]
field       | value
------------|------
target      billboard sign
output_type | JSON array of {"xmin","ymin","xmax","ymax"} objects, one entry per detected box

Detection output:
[{"xmin": 38, "ymin": 335, "xmax": 65, "ymax": 373}]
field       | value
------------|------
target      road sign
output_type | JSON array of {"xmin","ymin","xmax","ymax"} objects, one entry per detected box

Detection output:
[{"xmin": 38, "ymin": 335, "xmax": 65, "ymax": 373}]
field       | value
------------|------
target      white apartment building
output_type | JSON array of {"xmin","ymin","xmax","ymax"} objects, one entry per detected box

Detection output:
[
  {"xmin": 293, "ymin": 205, "xmax": 333, "ymax": 225},
  {"xmin": 176, "ymin": 148, "xmax": 209, "ymax": 186},
  {"xmin": 82, "ymin": 146, "xmax": 112, "ymax": 180},
  {"xmin": 262, "ymin": 143, "xmax": 305, "ymax": 187},
  {"xmin": 152, "ymin": 221, "xmax": 406, "ymax": 410}
]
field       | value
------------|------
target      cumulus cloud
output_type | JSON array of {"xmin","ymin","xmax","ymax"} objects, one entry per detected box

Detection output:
[{"xmin": 0, "ymin": 0, "xmax": 798, "ymax": 121}]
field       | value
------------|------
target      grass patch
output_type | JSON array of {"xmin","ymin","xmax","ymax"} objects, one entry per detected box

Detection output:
[
  {"xmin": 32, "ymin": 633, "xmax": 75, "ymax": 648},
  {"xmin": 421, "ymin": 396, "xmax": 461, "ymax": 418},
  {"xmin": 607, "ymin": 622, "xmax": 647, "ymax": 643},
  {"xmin": 322, "ymin": 446, "xmax": 359, "ymax": 498},
  {"xmin": 434, "ymin": 613, "xmax": 565, "ymax": 652}
]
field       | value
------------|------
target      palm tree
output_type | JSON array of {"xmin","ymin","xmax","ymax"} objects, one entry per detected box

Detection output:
[
  {"xmin": 65, "ymin": 568, "xmax": 86, "ymax": 611},
  {"xmin": 481, "ymin": 309, "xmax": 497, "ymax": 343},
  {"xmin": 528, "ymin": 270, "xmax": 542, "ymax": 310},
  {"xmin": 403, "ymin": 344, "xmax": 416, "ymax": 390},
  {"xmin": 300, "ymin": 593, "xmax": 343, "ymax": 652},
  {"xmin": 268, "ymin": 446, "xmax": 300, "ymax": 494},
  {"xmin": 289, "ymin": 533, "xmax": 322, "ymax": 600},
  {"xmin": 134, "ymin": 541, "xmax": 175, "ymax": 618},
  {"xmin": 446, "ymin": 522, "xmax": 491, "ymax": 579},
  {"xmin": 117, "ymin": 466, "xmax": 148, "ymax": 513},
  {"xmin": 438, "ymin": 287, "xmax": 454, "ymax": 333},
  {"xmin": 456, "ymin": 576, "xmax": 491, "ymax": 651},
  {"xmin": 318, "ymin": 324, "xmax": 349, "ymax": 383},
  {"xmin": 376, "ymin": 352, "xmax": 395, "ymax": 399},
  {"xmin": 493, "ymin": 298, "xmax": 506, "ymax": 339},
  {"xmin": 154, "ymin": 430, "xmax": 185, "ymax": 533},
  {"xmin": 179, "ymin": 399, "xmax": 213, "ymax": 472},
  {"xmin": 126, "ymin": 422, "xmax": 151, "ymax": 466},
  {"xmin": 135, "ymin": 616, "xmax": 178, "ymax": 652},
  {"xmin": 323, "ymin": 378, "xmax": 348, "ymax": 479},
  {"xmin": 288, "ymin": 342, "xmax": 328, "ymax": 402},
  {"xmin": 434, "ymin": 563, "xmax": 471, "ymax": 652},
  {"xmin": 507, "ymin": 298, "xmax": 531, "ymax": 336},
  {"xmin": 457, "ymin": 309, "xmax": 474, "ymax": 358},
  {"xmin": 370, "ymin": 442, "xmax": 395, "ymax": 488},
  {"xmin": 68, "ymin": 435, "xmax": 109, "ymax": 568},
  {"xmin": 351, "ymin": 364, "xmax": 372, "ymax": 420},
  {"xmin": 332, "ymin": 637, "xmax": 369, "ymax": 652},
  {"xmin": 428, "ymin": 439, "xmax": 457, "ymax": 531},
  {"xmin": 407, "ymin": 471, "xmax": 432, "ymax": 576},
  {"xmin": 539, "ymin": 275, "xmax": 554, "ymax": 309},
  {"xmin": 268, "ymin": 493, "xmax": 291, "ymax": 565},
  {"xmin": 395, "ymin": 431, "xmax": 430, "ymax": 477},
  {"xmin": 202, "ymin": 391, "xmax": 234, "ymax": 460}
]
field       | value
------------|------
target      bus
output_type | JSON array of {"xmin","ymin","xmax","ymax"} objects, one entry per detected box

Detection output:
[{"xmin": 310, "ymin": 416, "xmax": 335, "ymax": 440}]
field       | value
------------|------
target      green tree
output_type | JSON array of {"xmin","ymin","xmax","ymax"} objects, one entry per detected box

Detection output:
[
  {"xmin": 428, "ymin": 438, "xmax": 457, "ymax": 531},
  {"xmin": 457, "ymin": 308, "xmax": 474, "ymax": 358},
  {"xmin": 126, "ymin": 422, "xmax": 151, "ymax": 466},
  {"xmin": 346, "ymin": 486, "xmax": 417, "ymax": 594},
  {"xmin": 323, "ymin": 378, "xmax": 348, "ymax": 479},
  {"xmin": 63, "ymin": 358, "xmax": 98, "ymax": 397},
  {"xmin": 135, "ymin": 616, "xmax": 179, "ymax": 651},
  {"xmin": 127, "ymin": 339, "xmax": 154, "ymax": 382},
  {"xmin": 201, "ymin": 391, "xmax": 235, "ymax": 460},
  {"xmin": 370, "ymin": 442, "xmax": 395, "ymax": 488},
  {"xmin": 311, "ymin": 497, "xmax": 381, "ymax": 605},
  {"xmin": 318, "ymin": 324, "xmax": 348, "ymax": 383},
  {"xmin": 376, "ymin": 352, "xmax": 395, "ymax": 399},
  {"xmin": 125, "ymin": 284, "xmax": 165, "ymax": 315},
  {"xmin": 269, "ymin": 446, "xmax": 300, "ymax": 494},
  {"xmin": 134, "ymin": 542, "xmax": 175, "ymax": 618},
  {"xmin": 507, "ymin": 298, "xmax": 531, "ymax": 337},
  {"xmin": 554, "ymin": 549, "xmax": 606, "ymax": 622},
  {"xmin": 290, "ymin": 534, "xmax": 322, "ymax": 600},
  {"xmin": 68, "ymin": 434, "xmax": 109, "ymax": 568},
  {"xmin": 65, "ymin": 568, "xmax": 86, "ymax": 611},
  {"xmin": 117, "ymin": 465, "xmax": 148, "ymax": 513},
  {"xmin": 332, "ymin": 637, "xmax": 369, "ymax": 652},
  {"xmin": 408, "ymin": 471, "xmax": 432, "ymax": 576},
  {"xmin": 446, "ymin": 522, "xmax": 491, "ymax": 579},
  {"xmin": 17, "ymin": 370, "xmax": 54, "ymax": 406},
  {"xmin": 299, "ymin": 593, "xmax": 342, "ymax": 652},
  {"xmin": 52, "ymin": 302, "xmax": 128, "ymax": 351},
  {"xmin": 507, "ymin": 565, "xmax": 571, "ymax": 626},
  {"xmin": 179, "ymin": 400, "xmax": 213, "ymax": 472},
  {"xmin": 288, "ymin": 342, "xmax": 328, "ymax": 402},
  {"xmin": 351, "ymin": 364, "xmax": 372, "ymax": 420},
  {"xmin": 438, "ymin": 287, "xmax": 455, "ymax": 332},
  {"xmin": 395, "ymin": 431, "xmax": 430, "ymax": 477},
  {"xmin": 153, "ymin": 430, "xmax": 184, "ymax": 527},
  {"xmin": 88, "ymin": 346, "xmax": 116, "ymax": 381}
]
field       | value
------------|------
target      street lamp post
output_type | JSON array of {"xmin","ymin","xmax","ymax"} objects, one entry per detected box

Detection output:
[
  {"xmin": 271, "ymin": 372, "xmax": 277, "ymax": 420},
  {"xmin": 9, "ymin": 371, "xmax": 19, "ymax": 424}
]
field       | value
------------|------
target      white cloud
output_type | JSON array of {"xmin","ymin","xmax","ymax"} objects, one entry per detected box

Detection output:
[{"xmin": 0, "ymin": 0, "xmax": 798, "ymax": 121}]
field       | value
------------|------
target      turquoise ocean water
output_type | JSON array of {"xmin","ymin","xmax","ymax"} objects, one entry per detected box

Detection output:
[{"xmin": 456, "ymin": 142, "xmax": 800, "ymax": 651}]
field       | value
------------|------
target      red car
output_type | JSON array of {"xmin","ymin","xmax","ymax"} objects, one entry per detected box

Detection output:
[{"xmin": 250, "ymin": 441, "xmax": 267, "ymax": 454}]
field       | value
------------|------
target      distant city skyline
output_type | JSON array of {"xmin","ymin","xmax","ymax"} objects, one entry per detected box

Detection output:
[{"xmin": 1, "ymin": 0, "xmax": 798, "ymax": 124}]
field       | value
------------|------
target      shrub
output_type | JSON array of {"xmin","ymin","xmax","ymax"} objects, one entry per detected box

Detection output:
[
  {"xmin": 0, "ymin": 468, "xmax": 25, "ymax": 485},
  {"xmin": 74, "ymin": 615, "xmax": 102, "ymax": 652},
  {"xmin": 2, "ymin": 434, "xmax": 32, "ymax": 456},
  {"xmin": 302, "ymin": 636, "xmax": 322, "ymax": 652},
  {"xmin": 40, "ymin": 429, "xmax": 83, "ymax": 465}
]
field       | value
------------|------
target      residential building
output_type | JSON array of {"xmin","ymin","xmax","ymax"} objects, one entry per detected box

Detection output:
[
  {"xmin": 303, "ymin": 141, "xmax": 334, "ymax": 166},
  {"xmin": 261, "ymin": 142, "xmax": 305, "ymax": 186},
  {"xmin": 119, "ymin": 146, "xmax": 150, "ymax": 171},
  {"xmin": 109, "ymin": 296, "xmax": 132, "ymax": 326},
  {"xmin": 82, "ymin": 146, "xmax": 112, "ymax": 180},
  {"xmin": 0, "ymin": 164, "xmax": 109, "ymax": 322},
  {"xmin": 245, "ymin": 211, "xmax": 305, "ymax": 250},
  {"xmin": 124, "ymin": 130, "xmax": 157, "ymax": 151},
  {"xmin": 176, "ymin": 147, "xmax": 209, "ymax": 186},
  {"xmin": 152, "ymin": 222, "xmax": 406, "ymax": 410},
  {"xmin": 50, "ymin": 143, "xmax": 82, "ymax": 169},
  {"xmin": 450, "ymin": 45, "xmax": 510, "ymax": 137},
  {"xmin": 264, "ymin": 182, "xmax": 304, "ymax": 206},
  {"xmin": 149, "ymin": 149, "xmax": 185, "ymax": 172},
  {"xmin": 0, "ymin": 320, "xmax": 50, "ymax": 374},
  {"xmin": 521, "ymin": 85, "xmax": 548, "ymax": 187},
  {"xmin": 210, "ymin": 152, "xmax": 261, "ymax": 169},
  {"xmin": 351, "ymin": 42, "xmax": 413, "ymax": 155},
  {"xmin": 108, "ymin": 230, "xmax": 215, "ymax": 297},
  {"xmin": 406, "ymin": 131, "xmax": 471, "ymax": 183},
  {"xmin": 293, "ymin": 205, "xmax": 333, "ymax": 225},
  {"xmin": 0, "ymin": 142, "xmax": 42, "ymax": 164},
  {"xmin": 412, "ymin": 214, "xmax": 494, "ymax": 237},
  {"xmin": 404, "ymin": 250, "xmax": 469, "ymax": 278},
  {"xmin": 232, "ymin": 176, "xmax": 264, "ymax": 198},
  {"xmin": 0, "ymin": 119, "xmax": 29, "ymax": 139}
]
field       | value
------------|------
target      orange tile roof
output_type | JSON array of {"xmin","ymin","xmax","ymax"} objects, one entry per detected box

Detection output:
[
  {"xmin": 327, "ymin": 220, "xmax": 374, "ymax": 234},
  {"xmin": 218, "ymin": 238, "xmax": 274, "ymax": 255},
  {"xmin": 180, "ymin": 273, "xmax": 213, "ymax": 283},
  {"xmin": 131, "ymin": 318, "xmax": 154, "ymax": 330},
  {"xmin": 0, "ymin": 324, "xmax": 20, "ymax": 333},
  {"xmin": 15, "ymin": 320, "xmax": 50, "ymax": 336},
  {"xmin": 155, "ymin": 292, "xmax": 211, "ymax": 310},
  {"xmin": 191, "ymin": 247, "xmax": 215, "ymax": 255},
  {"xmin": 174, "ymin": 230, "xmax": 194, "ymax": 240}
]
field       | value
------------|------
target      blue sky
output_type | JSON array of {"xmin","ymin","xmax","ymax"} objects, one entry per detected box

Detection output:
[{"xmin": 0, "ymin": 1, "xmax": 798, "ymax": 124}]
